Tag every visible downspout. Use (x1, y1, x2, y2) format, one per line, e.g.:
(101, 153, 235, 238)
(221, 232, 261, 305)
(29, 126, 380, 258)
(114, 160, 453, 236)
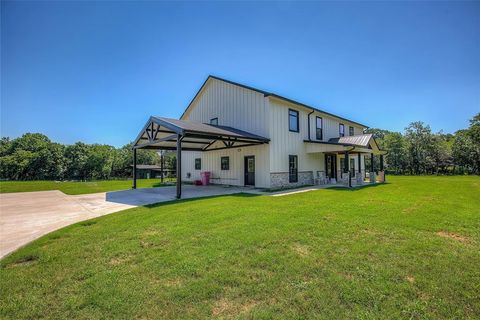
(307, 109, 314, 140)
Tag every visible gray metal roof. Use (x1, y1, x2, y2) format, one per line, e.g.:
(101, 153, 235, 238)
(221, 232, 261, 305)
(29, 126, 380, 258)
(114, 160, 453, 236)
(153, 117, 269, 141)
(134, 116, 269, 151)
(328, 134, 374, 147)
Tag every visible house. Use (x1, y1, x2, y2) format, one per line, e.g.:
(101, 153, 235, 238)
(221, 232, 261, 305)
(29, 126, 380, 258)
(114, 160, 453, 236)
(130, 164, 173, 179)
(133, 75, 386, 198)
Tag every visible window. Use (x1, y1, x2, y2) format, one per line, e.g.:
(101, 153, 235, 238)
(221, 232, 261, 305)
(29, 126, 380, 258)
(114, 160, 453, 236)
(316, 116, 323, 140)
(289, 155, 298, 183)
(339, 123, 345, 137)
(288, 109, 299, 132)
(210, 117, 218, 125)
(349, 126, 354, 136)
(221, 156, 229, 170)
(195, 158, 201, 170)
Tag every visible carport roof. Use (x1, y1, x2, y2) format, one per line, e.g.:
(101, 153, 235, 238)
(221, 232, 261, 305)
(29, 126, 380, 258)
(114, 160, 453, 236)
(134, 117, 269, 151)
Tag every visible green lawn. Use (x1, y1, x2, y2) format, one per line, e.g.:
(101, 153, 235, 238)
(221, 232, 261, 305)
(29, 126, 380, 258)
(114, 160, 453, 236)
(0, 178, 175, 195)
(1, 176, 479, 319)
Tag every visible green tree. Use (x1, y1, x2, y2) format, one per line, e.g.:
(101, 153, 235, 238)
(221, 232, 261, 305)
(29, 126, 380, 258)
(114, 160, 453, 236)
(383, 132, 407, 174)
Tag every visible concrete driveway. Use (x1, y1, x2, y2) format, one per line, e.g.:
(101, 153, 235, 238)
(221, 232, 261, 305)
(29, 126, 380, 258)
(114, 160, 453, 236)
(0, 185, 256, 258)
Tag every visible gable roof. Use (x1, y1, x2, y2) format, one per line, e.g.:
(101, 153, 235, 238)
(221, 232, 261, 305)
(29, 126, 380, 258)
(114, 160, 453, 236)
(180, 75, 369, 128)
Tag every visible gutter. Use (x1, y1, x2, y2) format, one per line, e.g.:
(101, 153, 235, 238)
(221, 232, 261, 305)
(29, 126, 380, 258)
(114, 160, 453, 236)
(307, 109, 314, 140)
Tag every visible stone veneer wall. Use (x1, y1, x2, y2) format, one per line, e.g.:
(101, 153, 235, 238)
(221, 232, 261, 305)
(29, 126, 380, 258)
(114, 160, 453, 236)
(270, 171, 314, 188)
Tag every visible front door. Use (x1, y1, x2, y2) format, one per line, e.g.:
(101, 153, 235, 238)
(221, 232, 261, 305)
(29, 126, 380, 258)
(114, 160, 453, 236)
(325, 154, 337, 180)
(244, 156, 255, 186)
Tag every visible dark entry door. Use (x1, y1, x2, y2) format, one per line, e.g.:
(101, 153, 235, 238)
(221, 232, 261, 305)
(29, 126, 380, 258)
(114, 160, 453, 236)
(325, 154, 337, 180)
(244, 156, 255, 186)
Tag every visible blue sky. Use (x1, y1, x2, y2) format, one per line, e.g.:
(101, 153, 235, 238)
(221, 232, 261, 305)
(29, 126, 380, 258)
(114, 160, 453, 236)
(1, 1, 479, 147)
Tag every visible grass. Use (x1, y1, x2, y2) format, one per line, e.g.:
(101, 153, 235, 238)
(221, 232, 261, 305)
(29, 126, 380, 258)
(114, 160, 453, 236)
(0, 178, 175, 195)
(1, 176, 479, 319)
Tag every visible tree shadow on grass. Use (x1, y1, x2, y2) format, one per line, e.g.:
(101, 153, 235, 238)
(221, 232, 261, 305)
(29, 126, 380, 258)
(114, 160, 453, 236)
(327, 182, 390, 192)
(145, 192, 261, 209)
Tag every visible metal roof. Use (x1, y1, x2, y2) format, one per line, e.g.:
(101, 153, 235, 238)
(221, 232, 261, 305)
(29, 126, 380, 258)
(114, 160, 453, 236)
(134, 117, 269, 151)
(328, 134, 374, 147)
(180, 75, 369, 128)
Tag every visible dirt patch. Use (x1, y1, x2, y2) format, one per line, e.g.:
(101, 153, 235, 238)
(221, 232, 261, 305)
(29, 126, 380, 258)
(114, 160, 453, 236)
(292, 243, 310, 257)
(165, 277, 184, 287)
(109, 254, 133, 266)
(212, 298, 257, 317)
(436, 231, 468, 242)
(6, 254, 39, 268)
(406, 275, 415, 283)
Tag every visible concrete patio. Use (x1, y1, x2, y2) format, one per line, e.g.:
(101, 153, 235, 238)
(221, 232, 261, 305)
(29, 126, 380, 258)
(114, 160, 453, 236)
(0, 185, 258, 258)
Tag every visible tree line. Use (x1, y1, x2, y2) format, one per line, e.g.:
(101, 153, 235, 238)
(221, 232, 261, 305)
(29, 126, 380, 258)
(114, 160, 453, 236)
(366, 113, 479, 175)
(0, 134, 175, 181)
(1, 113, 478, 180)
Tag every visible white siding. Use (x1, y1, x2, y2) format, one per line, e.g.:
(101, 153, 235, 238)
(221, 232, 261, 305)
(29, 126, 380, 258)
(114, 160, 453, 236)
(182, 78, 269, 137)
(180, 78, 270, 188)
(181, 144, 270, 188)
(268, 98, 325, 174)
(308, 112, 365, 142)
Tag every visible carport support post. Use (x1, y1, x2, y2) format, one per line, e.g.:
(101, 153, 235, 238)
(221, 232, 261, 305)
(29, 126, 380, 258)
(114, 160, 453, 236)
(176, 134, 182, 199)
(133, 148, 137, 189)
(380, 154, 385, 183)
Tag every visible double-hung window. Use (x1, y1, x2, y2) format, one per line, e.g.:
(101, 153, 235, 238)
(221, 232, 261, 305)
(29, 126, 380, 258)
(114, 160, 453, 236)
(195, 158, 201, 170)
(349, 126, 354, 136)
(316, 116, 323, 140)
(288, 109, 299, 132)
(289, 155, 298, 183)
(221, 157, 229, 170)
(339, 123, 345, 137)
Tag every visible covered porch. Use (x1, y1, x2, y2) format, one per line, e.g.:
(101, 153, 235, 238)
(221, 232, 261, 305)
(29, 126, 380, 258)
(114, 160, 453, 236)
(304, 134, 387, 187)
(132, 117, 269, 198)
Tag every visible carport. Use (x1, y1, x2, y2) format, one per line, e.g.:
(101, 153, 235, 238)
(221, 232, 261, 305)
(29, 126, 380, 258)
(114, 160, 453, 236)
(133, 117, 269, 198)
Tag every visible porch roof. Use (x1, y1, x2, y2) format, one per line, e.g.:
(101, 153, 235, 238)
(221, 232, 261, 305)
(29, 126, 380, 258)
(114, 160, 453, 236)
(133, 116, 269, 151)
(304, 134, 387, 155)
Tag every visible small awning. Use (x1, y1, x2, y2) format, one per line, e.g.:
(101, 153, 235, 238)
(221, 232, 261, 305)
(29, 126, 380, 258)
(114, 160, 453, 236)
(304, 134, 386, 155)
(133, 117, 269, 151)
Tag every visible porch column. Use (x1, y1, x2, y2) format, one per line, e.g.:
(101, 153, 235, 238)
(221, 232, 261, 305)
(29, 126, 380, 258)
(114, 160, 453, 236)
(160, 152, 164, 183)
(345, 151, 351, 187)
(358, 153, 361, 174)
(370, 153, 374, 172)
(133, 148, 137, 189)
(176, 134, 182, 199)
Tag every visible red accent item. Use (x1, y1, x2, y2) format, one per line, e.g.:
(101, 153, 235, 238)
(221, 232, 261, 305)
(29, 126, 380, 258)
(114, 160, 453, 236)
(194, 180, 202, 186)
(200, 171, 211, 185)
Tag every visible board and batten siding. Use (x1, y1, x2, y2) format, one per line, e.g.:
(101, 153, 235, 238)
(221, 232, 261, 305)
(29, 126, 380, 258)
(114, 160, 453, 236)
(181, 145, 270, 188)
(268, 96, 366, 176)
(180, 78, 270, 188)
(268, 98, 325, 175)
(182, 78, 269, 137)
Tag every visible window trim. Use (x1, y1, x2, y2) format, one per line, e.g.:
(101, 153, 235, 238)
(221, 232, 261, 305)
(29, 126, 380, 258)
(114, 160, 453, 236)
(210, 117, 218, 126)
(349, 126, 354, 136)
(288, 109, 299, 133)
(194, 158, 201, 170)
(316, 116, 323, 140)
(288, 155, 298, 183)
(221, 156, 229, 170)
(339, 123, 345, 137)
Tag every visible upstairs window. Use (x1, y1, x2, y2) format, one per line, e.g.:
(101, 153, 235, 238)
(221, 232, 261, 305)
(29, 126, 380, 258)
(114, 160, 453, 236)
(195, 158, 201, 170)
(289, 155, 298, 183)
(210, 118, 218, 126)
(339, 123, 345, 137)
(288, 109, 299, 132)
(316, 116, 323, 140)
(349, 126, 354, 136)
(221, 157, 229, 170)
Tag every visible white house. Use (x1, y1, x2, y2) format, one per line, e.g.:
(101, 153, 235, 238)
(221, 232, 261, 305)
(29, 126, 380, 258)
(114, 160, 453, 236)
(133, 76, 386, 198)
